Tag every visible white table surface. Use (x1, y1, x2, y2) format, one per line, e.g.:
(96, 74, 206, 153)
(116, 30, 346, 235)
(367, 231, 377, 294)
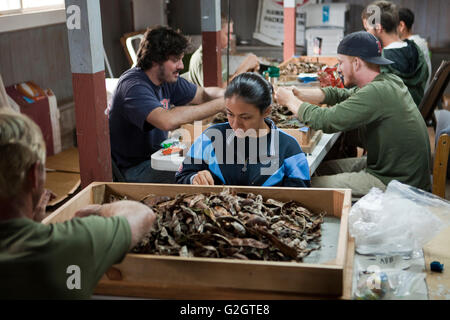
(151, 132, 341, 175)
(306, 132, 341, 175)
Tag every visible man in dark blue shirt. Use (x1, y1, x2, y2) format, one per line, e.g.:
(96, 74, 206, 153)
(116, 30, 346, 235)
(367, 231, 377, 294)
(109, 26, 225, 183)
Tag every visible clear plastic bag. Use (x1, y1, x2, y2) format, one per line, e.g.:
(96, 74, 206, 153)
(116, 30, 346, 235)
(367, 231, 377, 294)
(349, 180, 450, 256)
(354, 269, 427, 300)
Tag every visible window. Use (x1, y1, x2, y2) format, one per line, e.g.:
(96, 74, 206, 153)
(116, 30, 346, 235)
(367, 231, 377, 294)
(0, 0, 65, 14)
(0, 0, 66, 33)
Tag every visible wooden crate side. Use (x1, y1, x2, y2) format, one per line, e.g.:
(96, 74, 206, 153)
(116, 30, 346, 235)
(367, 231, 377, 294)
(101, 184, 344, 217)
(281, 128, 312, 145)
(279, 56, 339, 68)
(43, 182, 342, 218)
(334, 190, 351, 267)
(180, 123, 210, 143)
(299, 56, 339, 66)
(342, 236, 355, 300)
(94, 280, 340, 300)
(301, 130, 323, 154)
(42, 183, 94, 224)
(103, 254, 343, 296)
(278, 56, 299, 69)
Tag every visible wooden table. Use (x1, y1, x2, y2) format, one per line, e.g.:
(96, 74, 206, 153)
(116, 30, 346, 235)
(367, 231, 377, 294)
(151, 132, 341, 176)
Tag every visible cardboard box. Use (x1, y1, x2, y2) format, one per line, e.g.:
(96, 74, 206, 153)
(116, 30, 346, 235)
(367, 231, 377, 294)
(6, 83, 61, 156)
(43, 183, 353, 299)
(45, 147, 81, 206)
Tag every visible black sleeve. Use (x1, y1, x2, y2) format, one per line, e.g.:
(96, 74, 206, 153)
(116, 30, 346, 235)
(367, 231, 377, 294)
(282, 176, 311, 188)
(175, 155, 209, 184)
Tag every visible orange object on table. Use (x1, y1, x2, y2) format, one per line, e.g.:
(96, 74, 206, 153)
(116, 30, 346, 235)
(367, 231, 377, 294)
(162, 147, 183, 156)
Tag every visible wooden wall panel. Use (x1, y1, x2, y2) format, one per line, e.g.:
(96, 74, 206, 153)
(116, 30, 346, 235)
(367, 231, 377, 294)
(425, 1, 439, 48)
(0, 0, 133, 104)
(0, 24, 73, 103)
(437, 0, 450, 49)
(100, 0, 133, 77)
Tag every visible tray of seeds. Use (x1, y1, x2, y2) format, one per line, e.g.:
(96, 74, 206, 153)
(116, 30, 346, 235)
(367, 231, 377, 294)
(278, 56, 339, 84)
(43, 183, 353, 299)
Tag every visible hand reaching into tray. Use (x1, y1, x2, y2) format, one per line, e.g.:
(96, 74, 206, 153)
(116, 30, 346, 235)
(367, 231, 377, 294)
(75, 200, 157, 250)
(274, 87, 303, 116)
(192, 170, 215, 185)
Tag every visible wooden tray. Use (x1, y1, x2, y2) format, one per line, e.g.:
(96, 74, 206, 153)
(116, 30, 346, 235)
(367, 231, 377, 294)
(43, 183, 353, 299)
(301, 130, 323, 154)
(279, 56, 339, 69)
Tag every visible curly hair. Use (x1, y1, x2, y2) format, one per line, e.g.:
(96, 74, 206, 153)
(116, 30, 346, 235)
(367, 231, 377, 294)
(136, 26, 189, 71)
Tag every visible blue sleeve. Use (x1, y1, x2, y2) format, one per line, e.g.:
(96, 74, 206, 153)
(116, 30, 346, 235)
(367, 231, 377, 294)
(122, 84, 163, 131)
(281, 135, 311, 187)
(282, 153, 311, 187)
(170, 77, 197, 106)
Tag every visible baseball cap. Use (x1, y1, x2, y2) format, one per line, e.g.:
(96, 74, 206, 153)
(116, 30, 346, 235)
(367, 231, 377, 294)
(337, 31, 394, 65)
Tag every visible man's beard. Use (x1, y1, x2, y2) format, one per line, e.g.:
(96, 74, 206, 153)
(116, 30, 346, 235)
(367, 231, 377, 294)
(343, 72, 355, 88)
(157, 64, 167, 83)
(157, 64, 181, 84)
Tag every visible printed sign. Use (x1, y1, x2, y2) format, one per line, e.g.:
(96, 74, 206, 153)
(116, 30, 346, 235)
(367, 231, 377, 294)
(253, 0, 317, 46)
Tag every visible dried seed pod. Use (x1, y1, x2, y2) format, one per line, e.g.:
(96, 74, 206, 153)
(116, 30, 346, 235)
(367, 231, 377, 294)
(114, 189, 324, 262)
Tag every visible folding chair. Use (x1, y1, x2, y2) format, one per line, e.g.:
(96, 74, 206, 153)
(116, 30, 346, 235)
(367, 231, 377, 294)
(419, 60, 450, 128)
(433, 133, 450, 198)
(120, 31, 145, 67)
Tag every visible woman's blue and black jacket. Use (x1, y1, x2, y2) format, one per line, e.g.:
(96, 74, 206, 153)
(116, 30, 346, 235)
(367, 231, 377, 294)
(175, 119, 311, 187)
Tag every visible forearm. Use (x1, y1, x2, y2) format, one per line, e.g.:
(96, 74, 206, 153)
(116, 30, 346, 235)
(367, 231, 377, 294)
(100, 200, 156, 250)
(319, 86, 357, 105)
(293, 88, 325, 105)
(203, 86, 225, 100)
(298, 94, 374, 133)
(166, 98, 225, 130)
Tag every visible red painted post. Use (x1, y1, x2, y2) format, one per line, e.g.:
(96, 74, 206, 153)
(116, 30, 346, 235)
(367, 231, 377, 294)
(72, 71, 112, 186)
(65, 0, 112, 187)
(202, 31, 222, 87)
(201, 0, 222, 87)
(284, 0, 296, 62)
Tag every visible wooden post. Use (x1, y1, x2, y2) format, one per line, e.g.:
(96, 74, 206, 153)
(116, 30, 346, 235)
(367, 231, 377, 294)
(201, 0, 222, 87)
(284, 0, 296, 62)
(65, 0, 112, 187)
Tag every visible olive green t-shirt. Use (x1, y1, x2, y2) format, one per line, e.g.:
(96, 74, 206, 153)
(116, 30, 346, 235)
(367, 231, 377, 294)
(298, 72, 431, 191)
(0, 216, 131, 299)
(181, 45, 228, 87)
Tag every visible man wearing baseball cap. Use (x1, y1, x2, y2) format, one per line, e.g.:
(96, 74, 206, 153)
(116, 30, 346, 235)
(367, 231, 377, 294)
(275, 31, 431, 199)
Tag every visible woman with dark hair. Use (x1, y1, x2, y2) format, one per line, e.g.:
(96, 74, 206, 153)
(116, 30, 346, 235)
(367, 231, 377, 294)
(176, 73, 311, 187)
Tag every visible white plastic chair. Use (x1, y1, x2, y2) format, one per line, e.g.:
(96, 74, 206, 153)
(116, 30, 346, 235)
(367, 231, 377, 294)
(126, 34, 145, 67)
